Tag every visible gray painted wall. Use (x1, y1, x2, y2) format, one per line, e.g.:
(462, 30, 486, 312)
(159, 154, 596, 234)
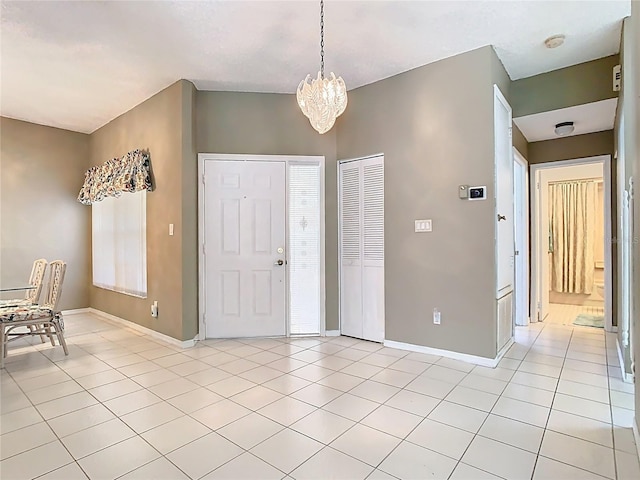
(0, 118, 90, 310)
(511, 55, 620, 117)
(196, 91, 339, 331)
(528, 131, 614, 164)
(89, 80, 197, 341)
(513, 124, 529, 159)
(336, 46, 506, 359)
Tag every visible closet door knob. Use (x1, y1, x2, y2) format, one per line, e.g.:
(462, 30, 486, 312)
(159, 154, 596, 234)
(498, 214, 506, 222)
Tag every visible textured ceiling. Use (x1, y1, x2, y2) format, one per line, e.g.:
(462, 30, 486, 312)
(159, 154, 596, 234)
(513, 98, 618, 142)
(0, 0, 630, 133)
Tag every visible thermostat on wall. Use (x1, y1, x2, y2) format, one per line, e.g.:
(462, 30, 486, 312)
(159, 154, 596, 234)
(468, 186, 487, 201)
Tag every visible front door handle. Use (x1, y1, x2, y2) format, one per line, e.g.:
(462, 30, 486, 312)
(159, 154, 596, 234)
(274, 259, 284, 266)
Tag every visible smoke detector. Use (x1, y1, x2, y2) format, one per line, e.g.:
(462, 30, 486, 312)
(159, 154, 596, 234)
(554, 121, 575, 136)
(544, 34, 566, 49)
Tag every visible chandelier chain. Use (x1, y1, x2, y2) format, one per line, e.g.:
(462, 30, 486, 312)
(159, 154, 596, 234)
(320, 0, 324, 79)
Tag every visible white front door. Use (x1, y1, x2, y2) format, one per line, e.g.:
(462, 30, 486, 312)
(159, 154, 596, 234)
(204, 160, 286, 338)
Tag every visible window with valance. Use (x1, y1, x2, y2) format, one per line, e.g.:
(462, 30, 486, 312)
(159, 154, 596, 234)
(79, 149, 152, 298)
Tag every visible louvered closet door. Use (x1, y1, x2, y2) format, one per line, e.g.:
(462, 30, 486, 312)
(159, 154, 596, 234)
(362, 158, 385, 342)
(339, 162, 363, 339)
(339, 155, 385, 342)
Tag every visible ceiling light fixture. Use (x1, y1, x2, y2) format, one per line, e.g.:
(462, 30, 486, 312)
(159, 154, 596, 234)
(297, 0, 347, 134)
(554, 121, 575, 136)
(544, 34, 566, 49)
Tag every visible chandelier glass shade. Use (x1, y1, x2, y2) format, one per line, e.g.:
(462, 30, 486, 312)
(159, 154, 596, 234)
(297, 71, 347, 134)
(297, 0, 347, 134)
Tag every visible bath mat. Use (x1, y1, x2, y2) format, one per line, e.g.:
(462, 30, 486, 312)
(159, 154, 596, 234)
(573, 314, 604, 328)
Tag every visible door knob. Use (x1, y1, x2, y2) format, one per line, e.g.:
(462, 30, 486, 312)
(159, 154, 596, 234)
(274, 259, 284, 266)
(498, 214, 506, 222)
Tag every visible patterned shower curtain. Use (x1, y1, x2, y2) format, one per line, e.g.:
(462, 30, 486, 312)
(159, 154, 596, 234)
(549, 180, 597, 294)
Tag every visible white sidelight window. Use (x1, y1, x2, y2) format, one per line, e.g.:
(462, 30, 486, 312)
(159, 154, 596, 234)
(289, 163, 322, 335)
(92, 190, 147, 297)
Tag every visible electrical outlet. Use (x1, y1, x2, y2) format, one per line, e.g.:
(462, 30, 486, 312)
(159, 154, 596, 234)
(433, 308, 441, 325)
(151, 301, 158, 318)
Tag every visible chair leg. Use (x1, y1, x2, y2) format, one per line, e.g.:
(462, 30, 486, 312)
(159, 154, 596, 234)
(29, 324, 46, 344)
(45, 325, 56, 346)
(53, 319, 68, 356)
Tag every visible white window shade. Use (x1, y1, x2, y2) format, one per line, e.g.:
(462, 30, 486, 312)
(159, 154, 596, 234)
(92, 190, 147, 297)
(289, 163, 321, 335)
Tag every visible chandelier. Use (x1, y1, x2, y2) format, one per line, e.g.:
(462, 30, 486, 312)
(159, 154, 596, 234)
(297, 0, 347, 134)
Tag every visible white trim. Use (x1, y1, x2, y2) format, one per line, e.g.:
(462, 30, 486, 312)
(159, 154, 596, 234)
(198, 153, 326, 340)
(513, 147, 530, 326)
(88, 308, 197, 348)
(338, 153, 385, 165)
(61, 308, 91, 315)
(616, 336, 634, 383)
(384, 338, 513, 368)
(324, 330, 340, 337)
(529, 155, 613, 331)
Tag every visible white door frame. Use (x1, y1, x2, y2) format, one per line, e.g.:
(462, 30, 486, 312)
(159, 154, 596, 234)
(530, 155, 613, 331)
(198, 153, 326, 340)
(513, 148, 530, 326)
(337, 153, 385, 338)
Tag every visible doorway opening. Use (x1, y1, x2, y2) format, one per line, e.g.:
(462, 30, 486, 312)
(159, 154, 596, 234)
(198, 154, 326, 339)
(530, 156, 612, 330)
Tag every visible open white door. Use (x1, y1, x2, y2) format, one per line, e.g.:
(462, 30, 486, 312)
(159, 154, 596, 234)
(531, 169, 550, 322)
(494, 85, 514, 351)
(513, 149, 529, 326)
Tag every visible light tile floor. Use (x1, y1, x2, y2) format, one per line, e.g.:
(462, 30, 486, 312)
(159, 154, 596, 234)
(1, 310, 638, 480)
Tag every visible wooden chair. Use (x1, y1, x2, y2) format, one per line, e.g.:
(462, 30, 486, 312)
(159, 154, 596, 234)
(1, 261, 68, 367)
(0, 258, 48, 307)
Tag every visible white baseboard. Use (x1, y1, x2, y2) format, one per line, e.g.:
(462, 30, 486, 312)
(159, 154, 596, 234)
(325, 330, 340, 337)
(616, 337, 635, 383)
(384, 338, 512, 368)
(61, 308, 91, 315)
(88, 308, 197, 349)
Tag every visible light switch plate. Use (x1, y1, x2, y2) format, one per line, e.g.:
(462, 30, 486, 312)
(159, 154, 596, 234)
(415, 219, 432, 232)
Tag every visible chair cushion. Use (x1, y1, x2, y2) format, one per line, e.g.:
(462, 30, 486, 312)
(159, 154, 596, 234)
(0, 299, 33, 308)
(0, 305, 55, 322)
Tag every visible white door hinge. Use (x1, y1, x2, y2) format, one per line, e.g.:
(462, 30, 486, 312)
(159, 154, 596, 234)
(202, 174, 206, 184)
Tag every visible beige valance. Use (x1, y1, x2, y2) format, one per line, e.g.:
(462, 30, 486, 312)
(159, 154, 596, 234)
(78, 149, 153, 205)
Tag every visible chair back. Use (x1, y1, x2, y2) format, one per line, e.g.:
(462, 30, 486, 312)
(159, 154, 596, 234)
(25, 259, 48, 303)
(42, 261, 66, 311)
